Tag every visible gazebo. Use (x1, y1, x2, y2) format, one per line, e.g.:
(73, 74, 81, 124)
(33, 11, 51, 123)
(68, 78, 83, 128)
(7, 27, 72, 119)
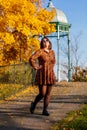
(46, 0, 71, 82)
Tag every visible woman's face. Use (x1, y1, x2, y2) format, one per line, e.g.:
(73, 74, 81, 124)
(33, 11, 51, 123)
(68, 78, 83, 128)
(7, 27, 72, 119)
(43, 39, 50, 49)
(45, 41, 50, 48)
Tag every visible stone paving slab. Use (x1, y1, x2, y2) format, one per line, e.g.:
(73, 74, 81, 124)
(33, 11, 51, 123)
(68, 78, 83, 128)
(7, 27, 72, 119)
(0, 82, 87, 130)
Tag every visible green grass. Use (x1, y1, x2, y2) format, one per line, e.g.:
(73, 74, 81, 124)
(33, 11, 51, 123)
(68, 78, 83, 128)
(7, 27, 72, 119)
(50, 105, 87, 130)
(0, 84, 25, 100)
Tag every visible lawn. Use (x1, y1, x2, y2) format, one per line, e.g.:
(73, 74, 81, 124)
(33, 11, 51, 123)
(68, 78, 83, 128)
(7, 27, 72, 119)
(0, 84, 25, 100)
(50, 104, 87, 130)
(0, 83, 38, 102)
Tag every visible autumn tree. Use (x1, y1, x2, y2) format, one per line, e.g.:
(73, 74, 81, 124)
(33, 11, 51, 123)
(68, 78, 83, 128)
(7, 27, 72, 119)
(0, 0, 55, 65)
(72, 67, 87, 82)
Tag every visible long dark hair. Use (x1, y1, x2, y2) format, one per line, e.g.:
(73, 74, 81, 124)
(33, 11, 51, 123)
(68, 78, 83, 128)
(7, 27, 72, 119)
(40, 36, 52, 50)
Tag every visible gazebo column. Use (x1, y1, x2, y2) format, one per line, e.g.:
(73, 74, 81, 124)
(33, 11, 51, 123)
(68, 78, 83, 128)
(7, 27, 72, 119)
(57, 25, 60, 82)
(67, 32, 71, 81)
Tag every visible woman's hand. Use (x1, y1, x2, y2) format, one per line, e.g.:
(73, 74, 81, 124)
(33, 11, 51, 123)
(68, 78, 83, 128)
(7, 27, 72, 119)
(35, 65, 42, 70)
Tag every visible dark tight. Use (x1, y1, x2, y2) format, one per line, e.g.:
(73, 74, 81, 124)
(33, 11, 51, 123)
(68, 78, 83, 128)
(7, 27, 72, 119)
(33, 84, 52, 111)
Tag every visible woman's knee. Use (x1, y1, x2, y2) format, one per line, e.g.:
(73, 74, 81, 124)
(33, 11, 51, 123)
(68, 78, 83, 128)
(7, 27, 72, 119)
(45, 93, 50, 99)
(41, 92, 46, 97)
(41, 85, 47, 97)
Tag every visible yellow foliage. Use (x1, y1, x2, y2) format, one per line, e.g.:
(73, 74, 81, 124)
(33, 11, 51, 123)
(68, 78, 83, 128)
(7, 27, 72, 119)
(0, 0, 56, 65)
(1, 33, 15, 44)
(37, 8, 55, 22)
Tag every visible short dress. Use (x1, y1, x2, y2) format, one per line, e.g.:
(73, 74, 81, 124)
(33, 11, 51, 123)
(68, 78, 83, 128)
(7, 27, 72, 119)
(29, 49, 56, 85)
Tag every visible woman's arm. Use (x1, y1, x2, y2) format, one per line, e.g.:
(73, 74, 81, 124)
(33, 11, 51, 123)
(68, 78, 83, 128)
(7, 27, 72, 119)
(51, 50, 56, 67)
(29, 49, 42, 70)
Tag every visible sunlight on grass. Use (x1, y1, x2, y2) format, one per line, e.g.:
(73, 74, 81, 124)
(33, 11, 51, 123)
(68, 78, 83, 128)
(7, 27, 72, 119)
(0, 84, 38, 103)
(50, 104, 87, 130)
(0, 84, 24, 100)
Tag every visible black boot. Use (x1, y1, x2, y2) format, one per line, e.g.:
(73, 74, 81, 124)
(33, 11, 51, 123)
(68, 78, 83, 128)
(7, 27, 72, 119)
(30, 102, 35, 114)
(42, 109, 50, 116)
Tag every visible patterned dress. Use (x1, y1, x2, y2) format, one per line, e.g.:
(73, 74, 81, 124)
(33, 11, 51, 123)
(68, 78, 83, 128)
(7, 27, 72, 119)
(29, 49, 56, 85)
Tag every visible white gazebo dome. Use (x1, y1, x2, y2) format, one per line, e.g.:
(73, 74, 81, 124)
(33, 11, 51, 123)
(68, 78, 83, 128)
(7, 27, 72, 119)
(47, 0, 68, 23)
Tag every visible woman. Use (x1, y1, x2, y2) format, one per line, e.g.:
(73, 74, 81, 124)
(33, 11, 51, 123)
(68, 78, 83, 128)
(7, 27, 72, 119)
(29, 37, 56, 116)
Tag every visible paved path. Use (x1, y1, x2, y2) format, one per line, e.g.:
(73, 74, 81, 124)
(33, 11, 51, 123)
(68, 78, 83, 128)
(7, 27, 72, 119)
(0, 82, 87, 130)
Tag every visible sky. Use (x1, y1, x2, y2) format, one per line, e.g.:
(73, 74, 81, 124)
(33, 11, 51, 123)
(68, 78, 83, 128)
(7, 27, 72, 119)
(42, 0, 87, 80)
